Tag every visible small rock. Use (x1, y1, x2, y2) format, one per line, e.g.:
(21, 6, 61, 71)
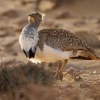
(65, 67, 82, 81)
(0, 31, 8, 37)
(0, 26, 15, 35)
(74, 20, 87, 27)
(20, 0, 34, 5)
(66, 84, 73, 88)
(97, 18, 100, 24)
(98, 74, 100, 76)
(1, 9, 19, 18)
(93, 71, 97, 74)
(80, 82, 91, 88)
(85, 98, 94, 100)
(39, 0, 56, 11)
(55, 12, 74, 19)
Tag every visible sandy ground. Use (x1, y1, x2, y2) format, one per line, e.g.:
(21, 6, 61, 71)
(0, 0, 100, 100)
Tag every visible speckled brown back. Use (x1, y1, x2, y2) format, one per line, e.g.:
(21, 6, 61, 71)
(38, 29, 94, 52)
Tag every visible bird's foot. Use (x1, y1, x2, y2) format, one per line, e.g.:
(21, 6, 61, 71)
(54, 71, 63, 81)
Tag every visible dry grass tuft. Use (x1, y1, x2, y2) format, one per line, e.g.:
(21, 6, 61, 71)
(0, 61, 54, 93)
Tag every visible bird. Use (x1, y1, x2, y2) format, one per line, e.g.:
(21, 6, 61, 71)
(19, 12, 100, 81)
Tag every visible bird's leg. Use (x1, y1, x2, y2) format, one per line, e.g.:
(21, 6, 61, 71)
(54, 59, 68, 81)
(58, 59, 68, 81)
(54, 61, 62, 79)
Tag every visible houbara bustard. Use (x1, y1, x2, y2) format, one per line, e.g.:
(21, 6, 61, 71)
(19, 12, 100, 80)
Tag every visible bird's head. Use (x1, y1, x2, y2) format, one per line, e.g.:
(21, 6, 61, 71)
(28, 12, 45, 24)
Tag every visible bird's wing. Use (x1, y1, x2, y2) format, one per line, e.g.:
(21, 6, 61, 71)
(38, 29, 93, 52)
(38, 29, 100, 60)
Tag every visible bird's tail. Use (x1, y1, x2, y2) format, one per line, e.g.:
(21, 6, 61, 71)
(71, 50, 100, 60)
(86, 50, 100, 60)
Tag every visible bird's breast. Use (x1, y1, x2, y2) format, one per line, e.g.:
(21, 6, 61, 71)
(29, 44, 73, 63)
(19, 30, 39, 52)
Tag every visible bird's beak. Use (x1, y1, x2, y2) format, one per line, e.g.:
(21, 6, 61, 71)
(28, 14, 32, 17)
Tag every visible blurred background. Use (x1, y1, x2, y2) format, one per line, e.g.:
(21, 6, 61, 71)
(0, 0, 100, 62)
(0, 0, 100, 100)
